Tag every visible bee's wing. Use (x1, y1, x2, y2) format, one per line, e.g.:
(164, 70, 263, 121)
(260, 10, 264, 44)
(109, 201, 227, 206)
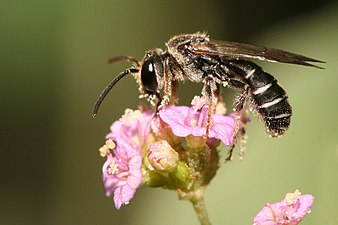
(190, 40, 325, 69)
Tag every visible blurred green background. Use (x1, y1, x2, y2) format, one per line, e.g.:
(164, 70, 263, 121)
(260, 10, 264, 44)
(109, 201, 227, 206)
(1, 0, 337, 224)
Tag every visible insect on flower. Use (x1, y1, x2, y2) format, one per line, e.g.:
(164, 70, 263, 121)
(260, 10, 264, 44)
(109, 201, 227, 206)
(93, 32, 324, 137)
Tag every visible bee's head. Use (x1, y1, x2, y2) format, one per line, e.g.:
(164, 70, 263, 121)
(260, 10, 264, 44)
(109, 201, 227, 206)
(140, 49, 165, 94)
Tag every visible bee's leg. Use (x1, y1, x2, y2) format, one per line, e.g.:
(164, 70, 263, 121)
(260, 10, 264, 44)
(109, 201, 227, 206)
(225, 86, 249, 162)
(154, 92, 163, 115)
(167, 54, 188, 105)
(202, 76, 218, 138)
(170, 80, 178, 105)
(158, 57, 174, 110)
(214, 83, 227, 114)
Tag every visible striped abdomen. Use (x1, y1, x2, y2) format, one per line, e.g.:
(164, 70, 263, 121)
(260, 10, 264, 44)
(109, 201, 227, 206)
(245, 65, 292, 137)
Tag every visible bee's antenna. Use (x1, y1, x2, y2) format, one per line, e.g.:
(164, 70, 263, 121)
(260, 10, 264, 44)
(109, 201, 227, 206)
(92, 68, 139, 118)
(107, 56, 141, 67)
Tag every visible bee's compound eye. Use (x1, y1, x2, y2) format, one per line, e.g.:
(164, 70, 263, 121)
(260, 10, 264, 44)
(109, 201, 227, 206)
(141, 59, 158, 93)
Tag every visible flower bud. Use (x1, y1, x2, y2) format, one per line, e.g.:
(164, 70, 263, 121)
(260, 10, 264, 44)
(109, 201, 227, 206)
(148, 140, 179, 173)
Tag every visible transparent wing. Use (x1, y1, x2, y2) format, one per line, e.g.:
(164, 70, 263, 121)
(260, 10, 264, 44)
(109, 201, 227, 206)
(190, 40, 325, 69)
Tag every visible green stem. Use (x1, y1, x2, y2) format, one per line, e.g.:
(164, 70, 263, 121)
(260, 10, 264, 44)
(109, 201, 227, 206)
(191, 194, 211, 225)
(180, 188, 212, 225)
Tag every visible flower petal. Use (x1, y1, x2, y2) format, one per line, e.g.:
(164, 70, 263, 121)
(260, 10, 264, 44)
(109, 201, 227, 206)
(113, 185, 136, 209)
(210, 114, 235, 145)
(159, 106, 193, 137)
(127, 156, 143, 189)
(106, 109, 153, 150)
(101, 141, 143, 209)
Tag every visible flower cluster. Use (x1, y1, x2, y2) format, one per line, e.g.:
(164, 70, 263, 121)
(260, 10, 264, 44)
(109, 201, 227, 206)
(97, 96, 316, 225)
(99, 96, 236, 209)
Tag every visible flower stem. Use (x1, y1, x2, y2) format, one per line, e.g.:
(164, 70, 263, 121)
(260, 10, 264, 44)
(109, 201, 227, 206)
(192, 195, 211, 225)
(179, 188, 212, 225)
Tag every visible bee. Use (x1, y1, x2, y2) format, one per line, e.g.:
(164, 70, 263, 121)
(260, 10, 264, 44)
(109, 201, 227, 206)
(93, 32, 324, 138)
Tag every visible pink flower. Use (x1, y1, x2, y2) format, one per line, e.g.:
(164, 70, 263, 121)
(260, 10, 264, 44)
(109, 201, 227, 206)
(102, 140, 142, 209)
(106, 109, 154, 151)
(101, 109, 154, 209)
(158, 96, 235, 146)
(253, 190, 314, 225)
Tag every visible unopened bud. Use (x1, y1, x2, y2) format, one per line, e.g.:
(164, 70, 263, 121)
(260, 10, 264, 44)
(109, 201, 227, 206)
(148, 140, 179, 173)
